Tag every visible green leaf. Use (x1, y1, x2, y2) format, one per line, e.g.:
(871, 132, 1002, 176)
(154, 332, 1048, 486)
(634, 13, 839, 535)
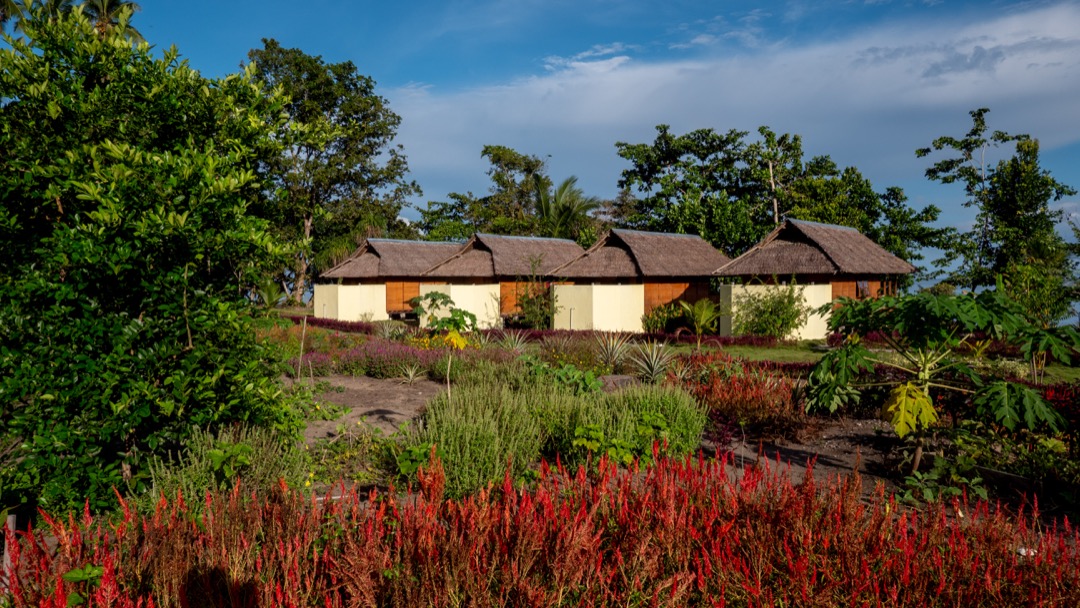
(884, 382, 937, 438)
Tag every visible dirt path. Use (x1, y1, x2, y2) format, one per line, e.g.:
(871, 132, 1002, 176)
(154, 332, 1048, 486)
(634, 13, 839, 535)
(303, 375, 445, 442)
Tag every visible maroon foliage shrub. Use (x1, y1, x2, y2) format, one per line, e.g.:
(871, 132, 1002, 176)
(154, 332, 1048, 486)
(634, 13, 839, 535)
(674, 352, 804, 437)
(7, 455, 1080, 607)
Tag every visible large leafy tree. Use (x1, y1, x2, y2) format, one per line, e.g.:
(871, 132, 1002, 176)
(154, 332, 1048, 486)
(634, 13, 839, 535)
(615, 125, 762, 257)
(917, 108, 1076, 296)
(420, 145, 549, 239)
(786, 156, 954, 283)
(617, 124, 947, 268)
(247, 39, 419, 303)
(0, 12, 296, 513)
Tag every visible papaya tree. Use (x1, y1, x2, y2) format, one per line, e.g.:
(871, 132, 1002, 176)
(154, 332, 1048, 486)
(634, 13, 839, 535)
(807, 285, 1078, 473)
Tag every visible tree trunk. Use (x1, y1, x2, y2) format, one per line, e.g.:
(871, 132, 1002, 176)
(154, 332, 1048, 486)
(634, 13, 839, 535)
(768, 160, 779, 224)
(290, 215, 313, 305)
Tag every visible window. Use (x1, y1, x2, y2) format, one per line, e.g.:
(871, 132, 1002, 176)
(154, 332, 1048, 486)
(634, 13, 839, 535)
(856, 280, 870, 299)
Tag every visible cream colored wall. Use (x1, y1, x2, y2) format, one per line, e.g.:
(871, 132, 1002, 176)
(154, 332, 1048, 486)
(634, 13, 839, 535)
(552, 284, 644, 333)
(717, 283, 833, 340)
(553, 285, 594, 330)
(419, 283, 502, 329)
(322, 284, 388, 322)
(313, 284, 338, 319)
(593, 284, 644, 333)
(342, 284, 389, 322)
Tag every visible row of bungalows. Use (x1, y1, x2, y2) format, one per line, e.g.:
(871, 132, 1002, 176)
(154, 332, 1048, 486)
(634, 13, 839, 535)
(314, 220, 914, 338)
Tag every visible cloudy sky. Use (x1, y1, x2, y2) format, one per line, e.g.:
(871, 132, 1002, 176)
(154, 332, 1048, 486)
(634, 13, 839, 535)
(138, 1, 1080, 231)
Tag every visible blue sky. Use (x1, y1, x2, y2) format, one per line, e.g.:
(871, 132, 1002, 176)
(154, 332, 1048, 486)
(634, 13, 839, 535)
(128, 1, 1080, 232)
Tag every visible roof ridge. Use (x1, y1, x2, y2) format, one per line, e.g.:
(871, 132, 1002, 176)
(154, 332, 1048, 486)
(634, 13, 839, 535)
(612, 228, 702, 239)
(475, 232, 578, 244)
(786, 220, 843, 272)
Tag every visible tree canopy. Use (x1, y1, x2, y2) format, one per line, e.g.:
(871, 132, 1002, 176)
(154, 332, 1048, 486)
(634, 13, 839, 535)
(918, 108, 1076, 323)
(247, 38, 419, 303)
(616, 124, 950, 273)
(419, 145, 552, 240)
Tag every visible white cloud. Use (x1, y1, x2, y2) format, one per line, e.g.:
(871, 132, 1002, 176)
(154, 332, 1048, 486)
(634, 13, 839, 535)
(389, 2, 1080, 226)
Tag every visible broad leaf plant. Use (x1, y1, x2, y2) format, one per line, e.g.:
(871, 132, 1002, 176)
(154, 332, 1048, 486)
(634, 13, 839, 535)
(807, 283, 1079, 472)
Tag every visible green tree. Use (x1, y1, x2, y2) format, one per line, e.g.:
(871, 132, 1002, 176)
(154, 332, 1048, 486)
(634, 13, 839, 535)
(786, 157, 954, 284)
(420, 145, 549, 238)
(616, 124, 763, 257)
(917, 108, 1075, 293)
(745, 126, 804, 224)
(81, 0, 140, 40)
(0, 12, 297, 513)
(248, 39, 420, 303)
(533, 175, 600, 241)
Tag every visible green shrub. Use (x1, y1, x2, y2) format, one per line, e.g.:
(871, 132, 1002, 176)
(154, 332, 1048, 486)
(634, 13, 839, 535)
(134, 425, 308, 514)
(0, 11, 303, 515)
(732, 282, 810, 339)
(405, 384, 548, 498)
(641, 302, 682, 334)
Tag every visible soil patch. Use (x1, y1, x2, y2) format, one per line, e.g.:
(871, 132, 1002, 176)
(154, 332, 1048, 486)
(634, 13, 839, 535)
(302, 375, 445, 442)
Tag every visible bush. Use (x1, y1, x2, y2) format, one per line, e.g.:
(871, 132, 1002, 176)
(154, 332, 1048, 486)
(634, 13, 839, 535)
(732, 282, 811, 339)
(641, 302, 682, 333)
(133, 425, 309, 514)
(674, 351, 803, 436)
(0, 13, 299, 515)
(9, 456, 1080, 607)
(338, 339, 441, 379)
(405, 384, 549, 497)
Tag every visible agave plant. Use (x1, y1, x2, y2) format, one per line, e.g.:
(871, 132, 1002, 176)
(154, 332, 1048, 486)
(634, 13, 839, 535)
(629, 341, 675, 384)
(593, 331, 631, 373)
(397, 363, 426, 385)
(470, 329, 495, 349)
(374, 320, 408, 341)
(498, 329, 531, 355)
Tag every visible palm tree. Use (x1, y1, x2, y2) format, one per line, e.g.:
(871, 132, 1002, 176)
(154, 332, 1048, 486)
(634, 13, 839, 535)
(1, 0, 25, 30)
(533, 175, 600, 241)
(6, 0, 77, 31)
(82, 0, 141, 41)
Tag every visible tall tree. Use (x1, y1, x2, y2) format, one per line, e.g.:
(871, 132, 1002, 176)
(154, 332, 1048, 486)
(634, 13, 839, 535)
(419, 145, 549, 239)
(81, 0, 140, 41)
(745, 126, 804, 224)
(918, 108, 1075, 293)
(533, 175, 599, 242)
(248, 39, 420, 303)
(616, 124, 763, 257)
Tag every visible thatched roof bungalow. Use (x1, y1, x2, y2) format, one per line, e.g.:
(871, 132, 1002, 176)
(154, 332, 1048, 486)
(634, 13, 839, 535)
(546, 229, 730, 332)
(423, 233, 585, 317)
(552, 229, 731, 312)
(315, 239, 460, 320)
(714, 219, 914, 299)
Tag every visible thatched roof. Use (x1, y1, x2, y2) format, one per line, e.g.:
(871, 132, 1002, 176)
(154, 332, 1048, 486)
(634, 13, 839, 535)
(715, 219, 915, 277)
(423, 233, 585, 279)
(551, 229, 730, 279)
(321, 239, 461, 279)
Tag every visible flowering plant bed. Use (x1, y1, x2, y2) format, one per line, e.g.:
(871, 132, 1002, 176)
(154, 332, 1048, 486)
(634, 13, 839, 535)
(6, 454, 1078, 607)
